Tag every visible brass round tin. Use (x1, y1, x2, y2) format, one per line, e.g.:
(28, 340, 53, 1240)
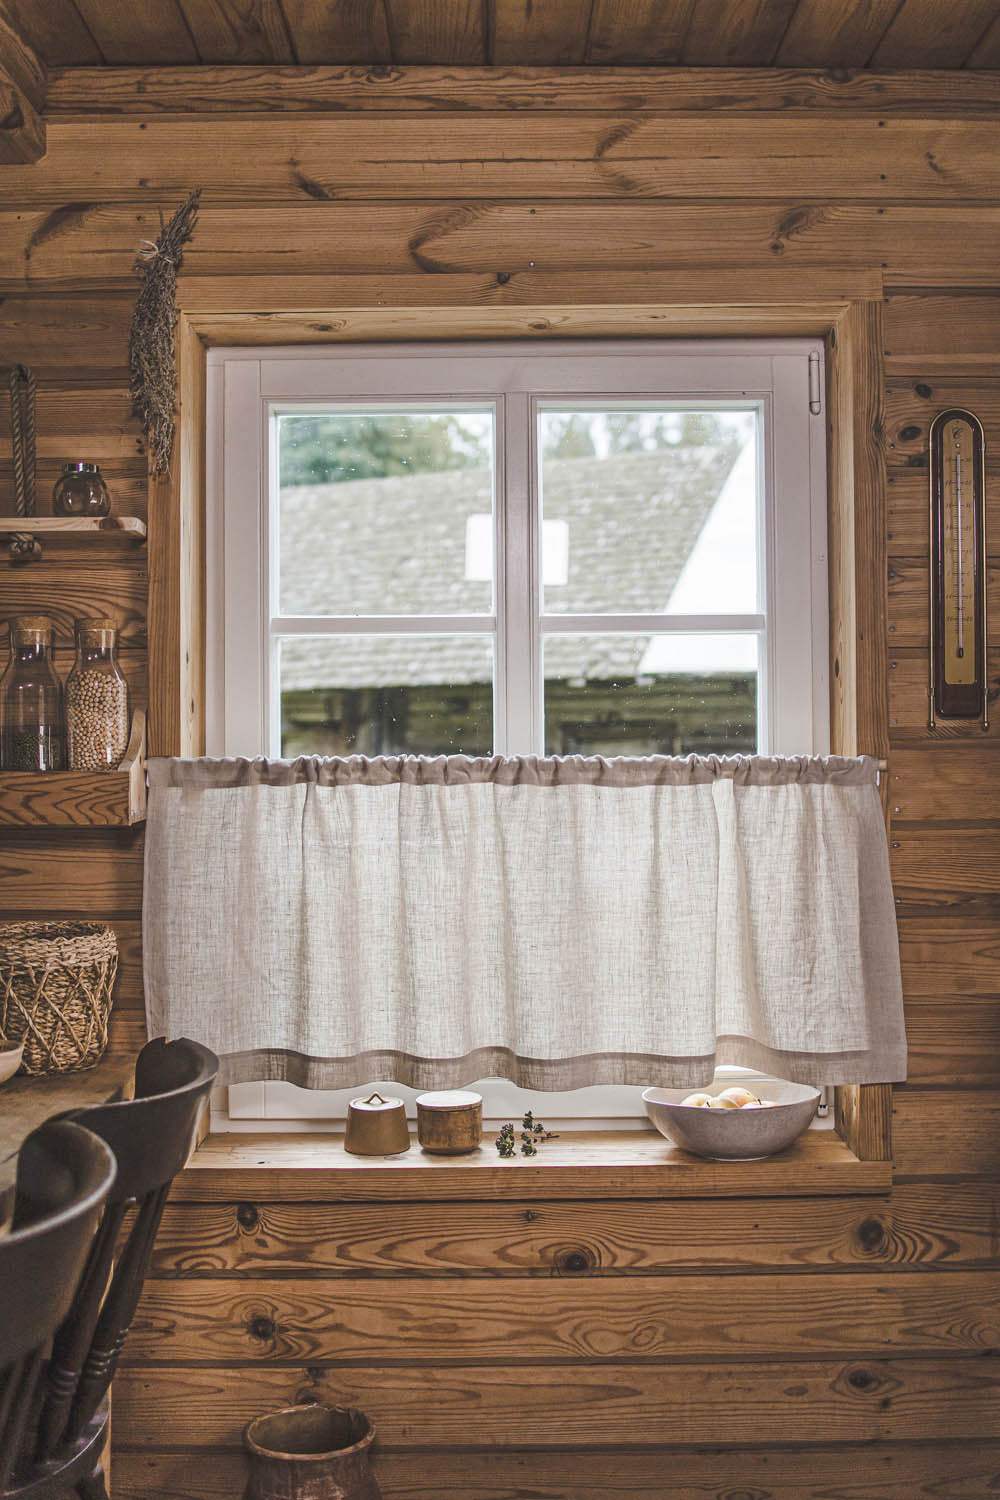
(344, 1091, 410, 1156)
(415, 1090, 483, 1155)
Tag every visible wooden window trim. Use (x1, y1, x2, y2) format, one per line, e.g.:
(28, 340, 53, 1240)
(149, 283, 893, 1164)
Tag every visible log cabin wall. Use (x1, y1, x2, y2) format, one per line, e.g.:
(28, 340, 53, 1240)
(1, 65, 999, 1498)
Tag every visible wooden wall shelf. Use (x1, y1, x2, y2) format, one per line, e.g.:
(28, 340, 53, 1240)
(0, 516, 147, 550)
(0, 710, 146, 826)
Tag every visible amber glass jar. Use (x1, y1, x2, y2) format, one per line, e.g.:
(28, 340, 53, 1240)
(66, 619, 130, 771)
(0, 616, 65, 771)
(52, 462, 111, 517)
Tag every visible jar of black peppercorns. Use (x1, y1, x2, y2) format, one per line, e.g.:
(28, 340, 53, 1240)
(0, 616, 65, 771)
(66, 619, 129, 771)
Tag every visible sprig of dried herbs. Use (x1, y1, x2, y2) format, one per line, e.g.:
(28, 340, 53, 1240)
(495, 1110, 560, 1158)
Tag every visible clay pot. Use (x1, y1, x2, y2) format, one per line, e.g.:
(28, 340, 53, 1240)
(243, 1404, 382, 1500)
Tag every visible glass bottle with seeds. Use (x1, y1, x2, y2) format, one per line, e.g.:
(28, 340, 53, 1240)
(0, 615, 65, 771)
(66, 619, 130, 771)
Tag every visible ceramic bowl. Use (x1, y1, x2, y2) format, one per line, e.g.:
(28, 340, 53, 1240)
(642, 1079, 820, 1160)
(0, 1039, 25, 1086)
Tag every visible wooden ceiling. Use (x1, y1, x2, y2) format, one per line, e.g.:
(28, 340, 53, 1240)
(6, 0, 1000, 70)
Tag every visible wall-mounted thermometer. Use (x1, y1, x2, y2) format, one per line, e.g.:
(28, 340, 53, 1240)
(928, 408, 987, 728)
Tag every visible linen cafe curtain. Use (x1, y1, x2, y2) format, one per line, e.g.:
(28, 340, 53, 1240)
(143, 754, 907, 1089)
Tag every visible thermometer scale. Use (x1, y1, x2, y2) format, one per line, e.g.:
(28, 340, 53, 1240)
(929, 408, 988, 728)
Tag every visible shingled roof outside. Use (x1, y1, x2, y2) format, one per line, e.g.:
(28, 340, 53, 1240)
(278, 442, 743, 692)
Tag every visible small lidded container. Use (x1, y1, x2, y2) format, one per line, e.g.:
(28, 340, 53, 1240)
(344, 1091, 410, 1156)
(415, 1090, 483, 1155)
(66, 619, 130, 771)
(52, 463, 111, 517)
(0, 615, 64, 771)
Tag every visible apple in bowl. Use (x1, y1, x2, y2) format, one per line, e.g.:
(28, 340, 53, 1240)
(642, 1079, 820, 1160)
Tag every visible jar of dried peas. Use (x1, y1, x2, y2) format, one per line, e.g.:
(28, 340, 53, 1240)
(65, 619, 129, 771)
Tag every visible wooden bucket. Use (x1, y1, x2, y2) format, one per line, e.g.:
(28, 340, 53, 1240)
(243, 1404, 382, 1500)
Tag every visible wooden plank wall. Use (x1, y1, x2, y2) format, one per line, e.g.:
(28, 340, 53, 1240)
(0, 69, 998, 1498)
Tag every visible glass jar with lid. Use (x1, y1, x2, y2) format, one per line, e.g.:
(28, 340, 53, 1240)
(0, 615, 65, 771)
(66, 619, 130, 772)
(52, 462, 111, 517)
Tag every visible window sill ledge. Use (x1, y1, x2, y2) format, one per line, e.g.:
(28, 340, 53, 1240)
(174, 1127, 890, 1202)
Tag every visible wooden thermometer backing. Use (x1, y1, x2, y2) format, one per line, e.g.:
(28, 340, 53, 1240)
(929, 408, 988, 728)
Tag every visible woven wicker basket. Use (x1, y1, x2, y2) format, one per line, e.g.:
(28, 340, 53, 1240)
(0, 920, 117, 1075)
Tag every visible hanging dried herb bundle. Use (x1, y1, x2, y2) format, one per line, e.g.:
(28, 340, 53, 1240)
(128, 189, 201, 476)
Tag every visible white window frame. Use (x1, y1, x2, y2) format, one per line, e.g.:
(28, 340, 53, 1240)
(207, 339, 829, 762)
(206, 338, 829, 1127)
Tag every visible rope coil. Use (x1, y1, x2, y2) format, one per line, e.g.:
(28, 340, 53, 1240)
(8, 365, 40, 561)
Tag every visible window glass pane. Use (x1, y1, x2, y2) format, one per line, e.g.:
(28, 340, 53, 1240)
(538, 408, 758, 615)
(543, 633, 758, 756)
(278, 409, 495, 616)
(278, 635, 493, 756)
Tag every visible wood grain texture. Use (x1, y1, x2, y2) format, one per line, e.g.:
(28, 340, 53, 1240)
(899, 914, 1000, 996)
(493, 0, 591, 65)
(110, 1442, 1000, 1500)
(775, 0, 901, 68)
(835, 1083, 893, 1163)
(7, 203, 999, 286)
(0, 0, 100, 68)
(893, 1089, 1000, 1176)
(0, 295, 131, 375)
(967, 13, 1000, 66)
(42, 64, 1000, 116)
(0, 752, 144, 827)
(885, 378, 1000, 460)
(0, 0, 45, 163)
(144, 1179, 1000, 1278)
(0, 0, 46, 112)
(891, 826, 1000, 897)
(386, 0, 485, 65)
(175, 0, 295, 64)
(885, 293, 1000, 368)
(905, 998, 1000, 1086)
(827, 300, 889, 758)
(126, 1270, 1000, 1364)
(3, 118, 1000, 205)
(683, 0, 800, 65)
(173, 1130, 890, 1203)
(0, 384, 143, 461)
(112, 1357, 1000, 1449)
(277, 1, 391, 65)
(586, 0, 698, 64)
(889, 747, 1000, 821)
(69, 0, 199, 64)
(870, 0, 1000, 68)
(147, 314, 206, 757)
(0, 826, 143, 913)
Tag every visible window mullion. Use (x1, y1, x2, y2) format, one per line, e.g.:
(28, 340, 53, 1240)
(502, 392, 535, 755)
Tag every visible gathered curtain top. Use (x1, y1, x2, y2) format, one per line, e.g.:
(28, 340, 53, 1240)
(147, 752, 879, 790)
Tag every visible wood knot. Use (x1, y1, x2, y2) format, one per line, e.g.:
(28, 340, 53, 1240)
(236, 1203, 259, 1231)
(914, 383, 932, 399)
(899, 425, 921, 442)
(555, 1247, 596, 1276)
(248, 1315, 276, 1342)
(856, 1216, 886, 1252)
(848, 1367, 873, 1390)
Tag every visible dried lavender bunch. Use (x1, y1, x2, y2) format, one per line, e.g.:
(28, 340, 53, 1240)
(129, 189, 201, 476)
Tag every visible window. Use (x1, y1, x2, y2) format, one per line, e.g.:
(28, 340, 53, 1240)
(208, 339, 829, 1126)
